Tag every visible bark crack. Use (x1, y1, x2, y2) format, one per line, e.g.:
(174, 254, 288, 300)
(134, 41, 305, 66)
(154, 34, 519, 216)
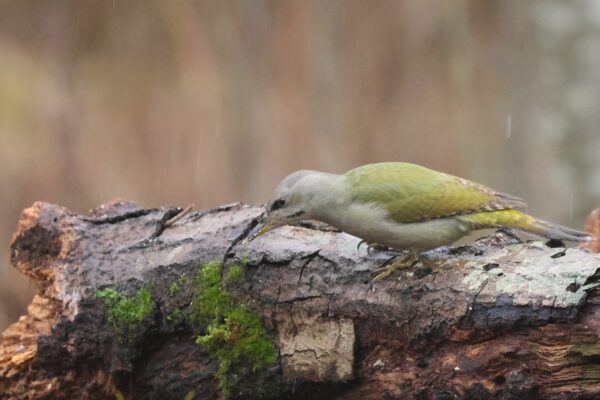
(221, 214, 261, 266)
(298, 251, 320, 284)
(279, 295, 323, 304)
(82, 208, 155, 224)
(187, 202, 245, 222)
(472, 277, 489, 307)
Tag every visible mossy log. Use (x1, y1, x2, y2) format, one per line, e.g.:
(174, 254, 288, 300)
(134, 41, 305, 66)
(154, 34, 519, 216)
(1, 201, 600, 400)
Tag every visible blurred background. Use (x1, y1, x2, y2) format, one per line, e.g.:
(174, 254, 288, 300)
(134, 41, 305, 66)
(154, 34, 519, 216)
(1, 0, 599, 331)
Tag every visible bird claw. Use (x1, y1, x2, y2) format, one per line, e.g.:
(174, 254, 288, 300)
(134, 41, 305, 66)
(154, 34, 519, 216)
(357, 239, 367, 252)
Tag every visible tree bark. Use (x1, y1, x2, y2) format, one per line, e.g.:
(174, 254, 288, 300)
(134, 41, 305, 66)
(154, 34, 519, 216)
(1, 201, 600, 400)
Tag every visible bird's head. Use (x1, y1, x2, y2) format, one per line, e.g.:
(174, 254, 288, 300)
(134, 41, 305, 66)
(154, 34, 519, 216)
(251, 170, 336, 239)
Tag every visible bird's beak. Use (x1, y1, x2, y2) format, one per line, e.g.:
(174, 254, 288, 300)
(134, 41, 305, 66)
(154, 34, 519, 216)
(249, 221, 277, 240)
(248, 213, 285, 240)
(248, 210, 306, 241)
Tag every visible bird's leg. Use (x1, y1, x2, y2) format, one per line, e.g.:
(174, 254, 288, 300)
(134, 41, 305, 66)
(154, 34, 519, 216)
(372, 252, 420, 281)
(367, 243, 389, 255)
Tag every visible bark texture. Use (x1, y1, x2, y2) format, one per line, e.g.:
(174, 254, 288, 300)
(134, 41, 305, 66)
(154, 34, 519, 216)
(1, 200, 600, 400)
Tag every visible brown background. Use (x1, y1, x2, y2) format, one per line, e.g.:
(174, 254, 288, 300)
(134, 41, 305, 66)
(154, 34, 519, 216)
(1, 0, 599, 330)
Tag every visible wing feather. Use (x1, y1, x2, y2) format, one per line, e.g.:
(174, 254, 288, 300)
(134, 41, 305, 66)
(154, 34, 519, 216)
(345, 163, 527, 223)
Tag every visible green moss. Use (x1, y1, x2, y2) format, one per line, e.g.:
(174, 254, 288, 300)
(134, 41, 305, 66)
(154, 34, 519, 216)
(198, 305, 278, 392)
(169, 273, 189, 297)
(96, 287, 155, 333)
(225, 265, 244, 284)
(189, 262, 278, 397)
(188, 261, 231, 330)
(167, 307, 186, 325)
(239, 256, 251, 267)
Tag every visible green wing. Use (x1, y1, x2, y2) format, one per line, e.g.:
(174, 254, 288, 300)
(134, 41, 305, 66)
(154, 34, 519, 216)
(345, 163, 527, 223)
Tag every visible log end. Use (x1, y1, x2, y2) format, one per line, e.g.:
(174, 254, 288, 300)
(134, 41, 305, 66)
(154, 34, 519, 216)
(583, 208, 600, 253)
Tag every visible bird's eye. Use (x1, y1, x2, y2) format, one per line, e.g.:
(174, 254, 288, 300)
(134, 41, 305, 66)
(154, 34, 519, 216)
(270, 198, 286, 211)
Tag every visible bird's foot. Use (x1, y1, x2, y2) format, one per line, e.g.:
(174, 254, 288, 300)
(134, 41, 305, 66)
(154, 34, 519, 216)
(372, 253, 420, 281)
(368, 243, 390, 255)
(357, 240, 390, 255)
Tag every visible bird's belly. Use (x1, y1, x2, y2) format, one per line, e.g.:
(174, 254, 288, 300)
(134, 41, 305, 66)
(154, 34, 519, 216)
(368, 218, 471, 251)
(325, 204, 471, 251)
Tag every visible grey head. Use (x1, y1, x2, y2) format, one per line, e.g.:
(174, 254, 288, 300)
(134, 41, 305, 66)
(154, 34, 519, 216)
(252, 169, 341, 238)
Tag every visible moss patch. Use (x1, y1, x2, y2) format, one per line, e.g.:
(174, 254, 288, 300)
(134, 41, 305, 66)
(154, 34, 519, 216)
(189, 262, 278, 397)
(238, 256, 251, 267)
(169, 273, 190, 297)
(224, 265, 244, 284)
(166, 307, 186, 325)
(188, 262, 230, 330)
(96, 287, 155, 334)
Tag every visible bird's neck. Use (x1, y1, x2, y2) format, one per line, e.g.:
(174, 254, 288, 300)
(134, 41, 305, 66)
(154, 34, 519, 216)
(301, 172, 350, 223)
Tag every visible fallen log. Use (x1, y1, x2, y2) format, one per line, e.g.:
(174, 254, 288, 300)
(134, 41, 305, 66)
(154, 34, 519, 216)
(1, 200, 600, 400)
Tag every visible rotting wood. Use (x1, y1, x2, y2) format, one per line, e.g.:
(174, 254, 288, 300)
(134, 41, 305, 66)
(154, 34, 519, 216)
(1, 200, 600, 399)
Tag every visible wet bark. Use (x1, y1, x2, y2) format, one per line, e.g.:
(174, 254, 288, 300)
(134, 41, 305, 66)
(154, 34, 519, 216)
(1, 200, 600, 400)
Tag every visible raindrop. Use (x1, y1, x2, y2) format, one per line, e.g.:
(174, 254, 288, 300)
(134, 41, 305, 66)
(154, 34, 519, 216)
(506, 114, 512, 138)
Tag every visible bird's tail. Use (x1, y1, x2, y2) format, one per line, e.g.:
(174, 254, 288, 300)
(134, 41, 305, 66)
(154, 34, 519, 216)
(459, 209, 594, 242)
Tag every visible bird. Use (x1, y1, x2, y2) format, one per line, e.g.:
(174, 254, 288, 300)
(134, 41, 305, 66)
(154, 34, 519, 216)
(252, 162, 594, 280)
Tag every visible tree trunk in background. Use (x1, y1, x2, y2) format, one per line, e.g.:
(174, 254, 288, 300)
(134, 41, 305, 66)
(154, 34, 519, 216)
(1, 201, 600, 400)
